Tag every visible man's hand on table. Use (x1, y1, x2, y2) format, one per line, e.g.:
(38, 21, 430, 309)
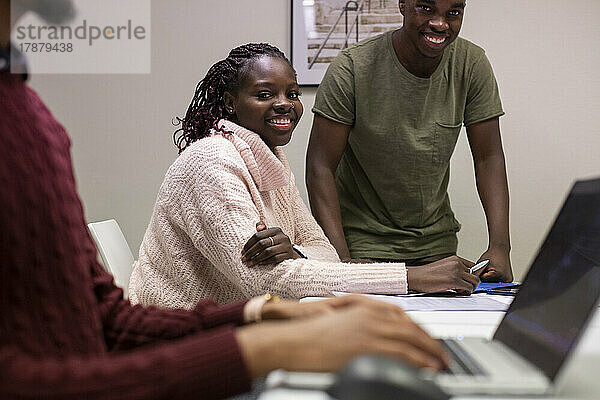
(477, 246, 513, 282)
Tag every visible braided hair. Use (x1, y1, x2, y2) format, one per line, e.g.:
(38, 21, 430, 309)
(173, 43, 294, 154)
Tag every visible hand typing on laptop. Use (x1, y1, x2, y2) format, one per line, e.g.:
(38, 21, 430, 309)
(237, 295, 450, 376)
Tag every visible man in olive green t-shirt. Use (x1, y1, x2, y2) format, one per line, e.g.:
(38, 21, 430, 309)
(306, 0, 513, 291)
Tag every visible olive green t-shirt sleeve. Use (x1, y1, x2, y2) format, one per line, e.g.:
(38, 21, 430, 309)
(312, 51, 355, 126)
(464, 52, 505, 126)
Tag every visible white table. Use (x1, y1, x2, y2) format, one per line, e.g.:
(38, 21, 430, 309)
(258, 295, 600, 400)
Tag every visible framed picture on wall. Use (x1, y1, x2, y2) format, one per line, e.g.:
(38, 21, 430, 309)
(291, 0, 402, 86)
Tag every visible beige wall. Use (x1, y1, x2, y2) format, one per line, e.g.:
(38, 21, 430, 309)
(29, 0, 600, 281)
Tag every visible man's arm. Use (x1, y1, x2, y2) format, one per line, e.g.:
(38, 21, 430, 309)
(305, 114, 352, 261)
(466, 117, 513, 282)
(0, 326, 252, 400)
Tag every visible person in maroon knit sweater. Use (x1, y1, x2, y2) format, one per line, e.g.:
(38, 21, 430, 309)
(0, 1, 449, 399)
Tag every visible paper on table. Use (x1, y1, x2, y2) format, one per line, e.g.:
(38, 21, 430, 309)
(332, 292, 510, 311)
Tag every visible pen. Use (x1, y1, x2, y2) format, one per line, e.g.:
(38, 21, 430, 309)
(486, 289, 517, 296)
(470, 259, 489, 274)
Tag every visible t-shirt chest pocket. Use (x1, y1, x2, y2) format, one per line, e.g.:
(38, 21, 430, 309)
(432, 121, 462, 165)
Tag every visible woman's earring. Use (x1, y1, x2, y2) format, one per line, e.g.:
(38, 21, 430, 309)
(227, 107, 234, 114)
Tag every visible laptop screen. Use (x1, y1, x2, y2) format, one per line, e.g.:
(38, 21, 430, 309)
(494, 178, 600, 380)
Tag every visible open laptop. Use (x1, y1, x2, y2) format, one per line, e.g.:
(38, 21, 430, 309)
(435, 177, 600, 395)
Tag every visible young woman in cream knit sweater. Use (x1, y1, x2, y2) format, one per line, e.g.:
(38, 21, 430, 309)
(129, 43, 479, 308)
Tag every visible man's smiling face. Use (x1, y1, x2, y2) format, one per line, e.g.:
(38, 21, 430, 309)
(399, 0, 465, 59)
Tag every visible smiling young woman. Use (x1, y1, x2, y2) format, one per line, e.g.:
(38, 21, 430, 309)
(128, 43, 418, 308)
(223, 55, 304, 150)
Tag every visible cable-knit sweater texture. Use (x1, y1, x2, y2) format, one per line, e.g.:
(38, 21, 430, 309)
(129, 120, 407, 307)
(0, 72, 251, 399)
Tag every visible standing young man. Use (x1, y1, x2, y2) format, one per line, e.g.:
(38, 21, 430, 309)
(307, 0, 513, 282)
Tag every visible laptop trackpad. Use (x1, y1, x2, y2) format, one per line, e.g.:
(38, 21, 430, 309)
(436, 337, 550, 395)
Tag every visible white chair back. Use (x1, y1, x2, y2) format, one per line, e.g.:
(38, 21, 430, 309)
(88, 219, 134, 298)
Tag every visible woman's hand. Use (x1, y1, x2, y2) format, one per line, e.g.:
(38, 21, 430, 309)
(242, 221, 299, 266)
(407, 255, 480, 295)
(236, 295, 450, 378)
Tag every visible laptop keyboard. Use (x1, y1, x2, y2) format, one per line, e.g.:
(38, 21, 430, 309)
(439, 339, 487, 376)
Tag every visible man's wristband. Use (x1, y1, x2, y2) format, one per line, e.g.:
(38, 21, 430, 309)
(243, 293, 281, 323)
